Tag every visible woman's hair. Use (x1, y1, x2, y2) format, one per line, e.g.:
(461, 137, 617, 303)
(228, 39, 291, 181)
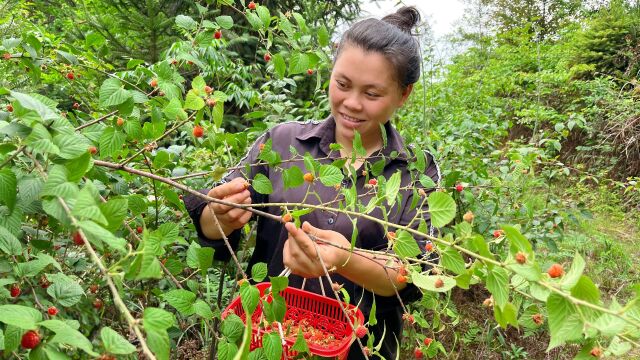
(335, 6, 421, 88)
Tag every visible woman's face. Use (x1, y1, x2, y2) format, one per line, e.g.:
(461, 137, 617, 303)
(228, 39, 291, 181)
(329, 45, 413, 152)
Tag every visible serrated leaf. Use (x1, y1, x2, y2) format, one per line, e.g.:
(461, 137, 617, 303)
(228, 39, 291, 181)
(99, 198, 128, 232)
(72, 184, 108, 225)
(252, 173, 273, 194)
(427, 192, 456, 227)
(163, 98, 187, 121)
(99, 78, 131, 107)
(246, 12, 263, 30)
(288, 52, 309, 75)
(98, 127, 126, 159)
(412, 273, 456, 292)
(0, 169, 17, 212)
(39, 320, 97, 356)
(392, 229, 421, 259)
(143, 307, 175, 331)
(0, 305, 42, 329)
(263, 332, 282, 360)
(318, 164, 343, 187)
(256, 5, 271, 28)
(10, 91, 58, 121)
(101, 327, 136, 355)
(562, 252, 585, 291)
(494, 302, 519, 329)
(184, 90, 204, 110)
(193, 300, 214, 319)
(163, 289, 196, 315)
(385, 171, 401, 206)
(503, 225, 533, 257)
(486, 267, 509, 308)
(78, 220, 126, 252)
(175, 15, 197, 30)
(251, 262, 268, 282)
(53, 134, 89, 160)
(221, 314, 245, 342)
(0, 225, 21, 255)
(441, 246, 466, 275)
(216, 15, 234, 29)
(317, 25, 329, 47)
(273, 53, 286, 79)
(283, 166, 304, 190)
(547, 293, 584, 350)
(239, 283, 260, 315)
(46, 280, 84, 307)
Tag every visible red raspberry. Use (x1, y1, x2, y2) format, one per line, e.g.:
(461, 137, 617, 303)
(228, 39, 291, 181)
(150, 78, 158, 87)
(21, 330, 40, 349)
(515, 252, 527, 264)
(414, 347, 423, 359)
(493, 229, 503, 238)
(425, 243, 434, 252)
(72, 102, 80, 110)
(204, 85, 213, 94)
(73, 231, 84, 245)
(66, 72, 75, 80)
(547, 263, 564, 278)
(214, 30, 222, 39)
(93, 298, 104, 309)
(263, 53, 271, 62)
(402, 313, 414, 323)
(424, 337, 433, 346)
(396, 274, 407, 284)
(590, 347, 602, 358)
(387, 231, 396, 240)
(10, 284, 21, 297)
(136, 226, 143, 234)
(116, 117, 124, 126)
(355, 325, 367, 338)
(88, 146, 97, 155)
(6, 104, 13, 112)
(368, 178, 378, 186)
(307, 69, 314, 75)
(532, 313, 544, 325)
(193, 125, 204, 138)
(455, 184, 464, 192)
(434, 278, 444, 288)
(47, 306, 58, 316)
(89, 284, 99, 294)
(2, 52, 11, 60)
(248, 1, 256, 10)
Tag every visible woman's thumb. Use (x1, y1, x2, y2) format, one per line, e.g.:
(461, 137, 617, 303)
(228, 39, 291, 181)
(301, 221, 319, 236)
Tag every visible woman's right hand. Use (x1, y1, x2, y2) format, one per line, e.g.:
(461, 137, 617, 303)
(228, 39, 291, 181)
(200, 177, 253, 240)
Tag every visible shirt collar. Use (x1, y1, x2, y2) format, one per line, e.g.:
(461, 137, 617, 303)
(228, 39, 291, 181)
(296, 115, 409, 161)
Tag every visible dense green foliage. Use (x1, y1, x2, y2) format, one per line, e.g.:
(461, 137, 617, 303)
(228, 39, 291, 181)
(0, 0, 639, 359)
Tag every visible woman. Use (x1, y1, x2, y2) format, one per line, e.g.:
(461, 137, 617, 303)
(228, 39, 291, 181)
(185, 6, 440, 359)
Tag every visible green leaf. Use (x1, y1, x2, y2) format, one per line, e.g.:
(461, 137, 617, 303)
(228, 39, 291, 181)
(256, 5, 271, 28)
(146, 329, 170, 360)
(0, 305, 42, 329)
(246, 12, 263, 30)
(562, 252, 585, 291)
(101, 327, 136, 355)
(65, 152, 93, 182)
(0, 169, 17, 212)
(317, 25, 329, 47)
(98, 127, 126, 159)
(546, 293, 584, 350)
(252, 262, 268, 282)
(193, 300, 214, 319)
(494, 302, 519, 329)
(252, 173, 273, 194)
(221, 314, 245, 342)
(318, 164, 343, 187)
(163, 97, 187, 121)
(392, 229, 421, 259)
(283, 166, 304, 190)
(427, 192, 456, 227)
(175, 15, 197, 30)
(441, 246, 466, 275)
(507, 262, 542, 282)
(503, 225, 533, 257)
(419, 174, 437, 189)
(486, 267, 509, 308)
(39, 320, 97, 356)
(10, 91, 59, 121)
(184, 90, 204, 110)
(592, 300, 625, 336)
(288, 52, 309, 75)
(53, 134, 89, 160)
(571, 275, 601, 305)
(99, 78, 131, 107)
(216, 15, 234, 29)
(143, 307, 175, 331)
(385, 171, 401, 206)
(269, 276, 288, 292)
(27, 123, 59, 156)
(41, 166, 78, 198)
(99, 198, 128, 232)
(272, 53, 286, 79)
(78, 220, 126, 252)
(239, 282, 260, 315)
(290, 328, 310, 354)
(263, 332, 283, 360)
(72, 183, 108, 225)
(46, 279, 84, 307)
(412, 273, 456, 292)
(0, 225, 21, 255)
(163, 289, 196, 315)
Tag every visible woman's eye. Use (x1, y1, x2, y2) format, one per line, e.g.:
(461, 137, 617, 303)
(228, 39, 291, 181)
(366, 92, 379, 98)
(336, 81, 346, 88)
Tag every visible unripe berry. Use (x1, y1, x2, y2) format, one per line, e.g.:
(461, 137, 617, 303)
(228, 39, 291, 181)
(10, 284, 21, 297)
(425, 243, 434, 252)
(282, 213, 292, 223)
(206, 98, 217, 107)
(547, 263, 564, 278)
(355, 325, 367, 339)
(204, 85, 213, 94)
(590, 347, 602, 358)
(396, 273, 407, 284)
(387, 231, 396, 240)
(116, 117, 124, 126)
(72, 102, 80, 110)
(2, 52, 11, 60)
(47, 306, 58, 316)
(258, 143, 266, 151)
(402, 313, 414, 323)
(150, 78, 158, 87)
(434, 278, 444, 288)
(303, 172, 314, 183)
(21, 330, 40, 349)
(462, 210, 474, 223)
(418, 188, 427, 197)
(263, 53, 271, 62)
(482, 297, 494, 308)
(88, 146, 97, 155)
(214, 30, 222, 39)
(515, 252, 527, 264)
(248, 1, 257, 10)
(532, 313, 544, 325)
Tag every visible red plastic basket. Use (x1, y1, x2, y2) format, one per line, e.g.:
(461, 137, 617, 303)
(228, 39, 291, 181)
(222, 282, 364, 360)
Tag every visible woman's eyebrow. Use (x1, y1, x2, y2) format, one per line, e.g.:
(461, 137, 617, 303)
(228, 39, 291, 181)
(334, 74, 386, 90)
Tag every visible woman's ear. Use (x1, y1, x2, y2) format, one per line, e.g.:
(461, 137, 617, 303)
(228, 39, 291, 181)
(398, 84, 414, 107)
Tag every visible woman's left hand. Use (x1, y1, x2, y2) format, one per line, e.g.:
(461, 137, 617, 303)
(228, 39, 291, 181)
(283, 221, 351, 278)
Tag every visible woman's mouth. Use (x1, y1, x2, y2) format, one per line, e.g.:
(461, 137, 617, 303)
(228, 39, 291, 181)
(340, 113, 365, 125)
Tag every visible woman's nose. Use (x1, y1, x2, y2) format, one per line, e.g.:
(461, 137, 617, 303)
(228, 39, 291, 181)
(343, 93, 362, 111)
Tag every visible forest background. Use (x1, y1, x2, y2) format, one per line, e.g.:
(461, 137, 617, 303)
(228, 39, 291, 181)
(1, 0, 639, 359)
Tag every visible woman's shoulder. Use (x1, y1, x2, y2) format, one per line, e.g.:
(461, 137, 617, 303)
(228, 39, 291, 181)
(268, 119, 323, 136)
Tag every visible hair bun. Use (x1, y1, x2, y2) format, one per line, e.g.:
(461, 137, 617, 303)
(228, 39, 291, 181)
(381, 6, 421, 34)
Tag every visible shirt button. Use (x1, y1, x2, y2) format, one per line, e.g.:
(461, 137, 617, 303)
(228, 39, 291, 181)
(328, 218, 335, 225)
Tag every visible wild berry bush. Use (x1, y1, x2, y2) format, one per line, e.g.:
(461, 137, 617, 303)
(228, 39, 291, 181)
(1, 1, 639, 360)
